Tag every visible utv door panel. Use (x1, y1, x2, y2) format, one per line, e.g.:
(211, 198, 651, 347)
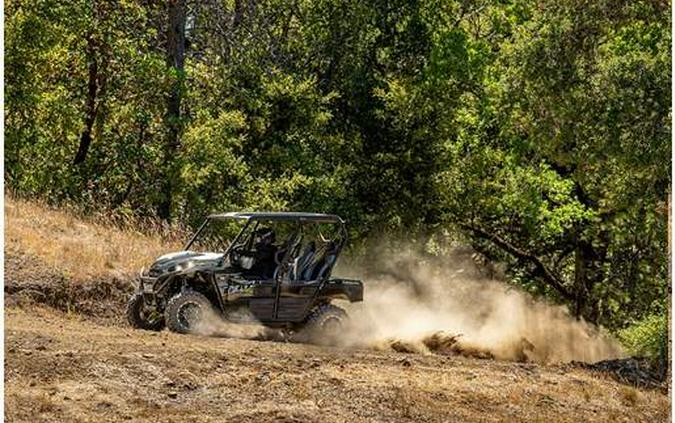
(221, 278, 276, 302)
(276, 297, 312, 321)
(274, 280, 321, 321)
(249, 298, 276, 320)
(219, 276, 278, 321)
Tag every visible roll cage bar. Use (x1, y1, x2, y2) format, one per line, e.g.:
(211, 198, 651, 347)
(208, 211, 344, 223)
(183, 212, 348, 258)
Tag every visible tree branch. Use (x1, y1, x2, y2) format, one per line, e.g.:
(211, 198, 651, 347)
(460, 222, 574, 301)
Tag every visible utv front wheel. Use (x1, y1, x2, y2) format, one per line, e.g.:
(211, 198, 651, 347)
(165, 291, 214, 334)
(126, 293, 165, 331)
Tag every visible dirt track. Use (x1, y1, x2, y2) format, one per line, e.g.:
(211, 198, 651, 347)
(5, 305, 670, 423)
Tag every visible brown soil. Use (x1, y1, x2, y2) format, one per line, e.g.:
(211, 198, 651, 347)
(5, 305, 670, 423)
(4, 199, 670, 422)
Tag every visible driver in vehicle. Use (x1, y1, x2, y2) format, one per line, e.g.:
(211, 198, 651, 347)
(249, 227, 278, 279)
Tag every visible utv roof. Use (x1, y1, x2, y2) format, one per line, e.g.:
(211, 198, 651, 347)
(208, 211, 343, 223)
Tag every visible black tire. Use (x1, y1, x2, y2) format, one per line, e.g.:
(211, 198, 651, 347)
(294, 303, 347, 345)
(126, 293, 165, 331)
(164, 291, 215, 334)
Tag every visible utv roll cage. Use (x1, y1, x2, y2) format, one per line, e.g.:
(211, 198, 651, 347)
(184, 212, 348, 257)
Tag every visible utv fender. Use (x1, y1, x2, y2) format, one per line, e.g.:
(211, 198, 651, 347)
(317, 278, 363, 302)
(177, 272, 225, 311)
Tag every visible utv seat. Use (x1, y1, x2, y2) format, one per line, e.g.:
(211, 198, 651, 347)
(272, 232, 304, 281)
(299, 241, 338, 281)
(288, 242, 315, 282)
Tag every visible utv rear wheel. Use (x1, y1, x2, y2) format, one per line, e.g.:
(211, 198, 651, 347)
(126, 293, 165, 331)
(295, 303, 347, 345)
(165, 291, 214, 334)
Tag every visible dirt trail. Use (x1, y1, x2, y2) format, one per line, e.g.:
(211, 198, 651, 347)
(5, 306, 669, 423)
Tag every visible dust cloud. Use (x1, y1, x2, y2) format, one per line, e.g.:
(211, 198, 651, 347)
(339, 246, 624, 364)
(193, 307, 276, 341)
(191, 244, 623, 364)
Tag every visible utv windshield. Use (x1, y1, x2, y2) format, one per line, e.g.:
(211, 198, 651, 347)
(184, 218, 243, 253)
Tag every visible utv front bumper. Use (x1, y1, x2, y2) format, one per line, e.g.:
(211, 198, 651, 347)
(136, 267, 166, 302)
(139, 276, 158, 293)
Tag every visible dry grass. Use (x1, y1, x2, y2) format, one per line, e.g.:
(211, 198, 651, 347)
(620, 386, 640, 407)
(5, 196, 182, 281)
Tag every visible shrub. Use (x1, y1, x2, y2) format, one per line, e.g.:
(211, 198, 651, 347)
(618, 311, 668, 377)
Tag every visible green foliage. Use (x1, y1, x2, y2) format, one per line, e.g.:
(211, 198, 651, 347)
(619, 312, 668, 362)
(176, 109, 249, 225)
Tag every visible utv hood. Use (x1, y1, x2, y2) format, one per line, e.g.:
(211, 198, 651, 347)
(149, 251, 224, 275)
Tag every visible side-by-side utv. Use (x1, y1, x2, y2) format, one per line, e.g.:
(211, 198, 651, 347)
(126, 212, 363, 339)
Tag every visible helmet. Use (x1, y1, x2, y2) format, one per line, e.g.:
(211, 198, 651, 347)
(254, 227, 275, 245)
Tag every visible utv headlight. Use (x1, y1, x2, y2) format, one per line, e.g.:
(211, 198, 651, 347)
(170, 261, 195, 273)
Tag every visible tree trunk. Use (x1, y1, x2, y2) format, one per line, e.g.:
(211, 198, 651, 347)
(233, 0, 244, 28)
(74, 36, 99, 165)
(664, 192, 671, 382)
(573, 236, 608, 323)
(573, 242, 588, 319)
(158, 0, 187, 221)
